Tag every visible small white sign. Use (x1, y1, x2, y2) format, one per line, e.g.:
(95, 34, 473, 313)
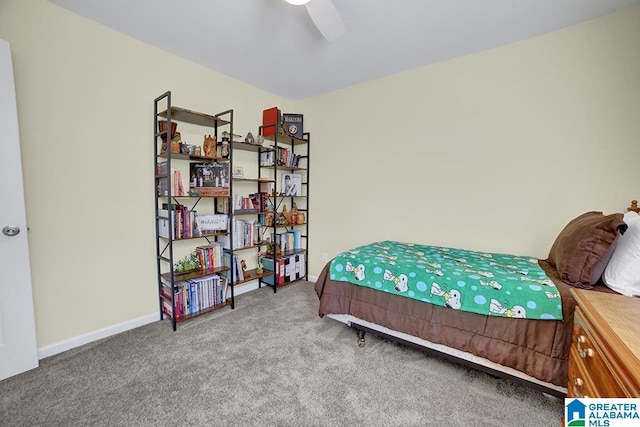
(197, 214, 227, 231)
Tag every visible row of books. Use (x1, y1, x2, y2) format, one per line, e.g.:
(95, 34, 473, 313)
(250, 192, 270, 213)
(156, 162, 186, 197)
(224, 252, 246, 283)
(232, 194, 258, 213)
(195, 243, 224, 271)
(161, 275, 228, 319)
(219, 218, 261, 250)
(259, 148, 301, 169)
(261, 252, 306, 286)
(271, 230, 302, 252)
(232, 192, 271, 214)
(158, 206, 195, 239)
(158, 206, 227, 240)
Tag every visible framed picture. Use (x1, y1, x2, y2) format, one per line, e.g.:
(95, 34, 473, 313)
(232, 166, 244, 178)
(282, 173, 302, 196)
(190, 162, 229, 188)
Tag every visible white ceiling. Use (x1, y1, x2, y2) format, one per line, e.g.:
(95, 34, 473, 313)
(49, 0, 640, 101)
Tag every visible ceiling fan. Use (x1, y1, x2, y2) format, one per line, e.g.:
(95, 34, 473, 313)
(284, 0, 346, 41)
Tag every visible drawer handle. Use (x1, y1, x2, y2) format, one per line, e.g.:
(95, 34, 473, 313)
(576, 335, 594, 358)
(572, 378, 589, 398)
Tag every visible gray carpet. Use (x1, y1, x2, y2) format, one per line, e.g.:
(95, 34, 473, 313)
(0, 281, 564, 426)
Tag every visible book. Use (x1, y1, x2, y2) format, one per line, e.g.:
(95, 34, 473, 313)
(174, 170, 186, 196)
(282, 173, 302, 196)
(216, 197, 229, 214)
(294, 254, 301, 280)
(299, 252, 306, 277)
(223, 252, 244, 283)
(279, 258, 285, 285)
(260, 257, 277, 286)
(262, 106, 280, 137)
(235, 255, 245, 282)
(232, 194, 259, 213)
(282, 113, 303, 139)
(157, 209, 174, 239)
(287, 229, 301, 250)
(259, 150, 275, 167)
(284, 256, 293, 283)
(195, 243, 223, 270)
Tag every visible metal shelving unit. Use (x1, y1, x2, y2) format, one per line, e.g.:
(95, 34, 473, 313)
(256, 110, 310, 293)
(153, 91, 235, 331)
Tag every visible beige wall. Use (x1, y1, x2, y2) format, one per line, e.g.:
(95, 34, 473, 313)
(0, 0, 293, 348)
(1, 0, 639, 350)
(300, 5, 640, 276)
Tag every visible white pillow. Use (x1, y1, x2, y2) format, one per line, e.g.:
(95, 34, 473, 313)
(603, 211, 640, 296)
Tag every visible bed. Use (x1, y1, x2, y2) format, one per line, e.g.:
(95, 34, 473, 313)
(314, 210, 630, 397)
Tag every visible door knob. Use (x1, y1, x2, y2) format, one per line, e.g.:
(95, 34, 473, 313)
(2, 225, 20, 237)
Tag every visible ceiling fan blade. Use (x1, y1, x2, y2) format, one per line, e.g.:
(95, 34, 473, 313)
(305, 0, 346, 41)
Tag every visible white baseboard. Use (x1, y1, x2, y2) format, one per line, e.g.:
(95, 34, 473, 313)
(37, 312, 158, 360)
(37, 276, 318, 360)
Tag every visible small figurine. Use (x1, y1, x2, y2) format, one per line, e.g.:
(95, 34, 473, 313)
(245, 132, 255, 144)
(221, 137, 230, 158)
(265, 211, 274, 227)
(281, 204, 291, 224)
(290, 202, 299, 224)
(241, 259, 247, 271)
(628, 200, 640, 213)
(203, 135, 217, 158)
(276, 212, 287, 226)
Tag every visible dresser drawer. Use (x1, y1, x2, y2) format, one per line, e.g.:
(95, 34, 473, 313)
(572, 308, 625, 397)
(568, 345, 597, 397)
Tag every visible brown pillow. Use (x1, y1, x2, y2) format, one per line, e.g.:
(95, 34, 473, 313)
(547, 211, 626, 289)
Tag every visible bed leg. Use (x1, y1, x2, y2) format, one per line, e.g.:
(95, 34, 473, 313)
(357, 329, 366, 347)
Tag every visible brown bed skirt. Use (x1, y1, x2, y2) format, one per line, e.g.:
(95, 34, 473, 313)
(314, 259, 612, 388)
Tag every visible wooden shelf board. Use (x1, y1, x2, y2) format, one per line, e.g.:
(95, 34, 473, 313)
(162, 266, 230, 282)
(232, 140, 274, 152)
(170, 300, 232, 322)
(262, 133, 309, 146)
(159, 107, 230, 128)
(234, 268, 274, 285)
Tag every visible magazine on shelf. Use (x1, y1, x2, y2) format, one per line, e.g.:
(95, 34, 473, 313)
(282, 173, 302, 196)
(282, 113, 303, 139)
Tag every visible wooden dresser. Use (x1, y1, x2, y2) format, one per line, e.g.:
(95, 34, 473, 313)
(568, 288, 640, 397)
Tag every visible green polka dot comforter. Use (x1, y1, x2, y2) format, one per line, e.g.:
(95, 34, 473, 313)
(329, 240, 563, 320)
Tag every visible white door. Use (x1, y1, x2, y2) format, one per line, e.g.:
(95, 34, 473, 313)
(0, 39, 38, 381)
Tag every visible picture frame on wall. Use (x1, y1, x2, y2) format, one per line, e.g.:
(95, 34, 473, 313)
(232, 166, 244, 178)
